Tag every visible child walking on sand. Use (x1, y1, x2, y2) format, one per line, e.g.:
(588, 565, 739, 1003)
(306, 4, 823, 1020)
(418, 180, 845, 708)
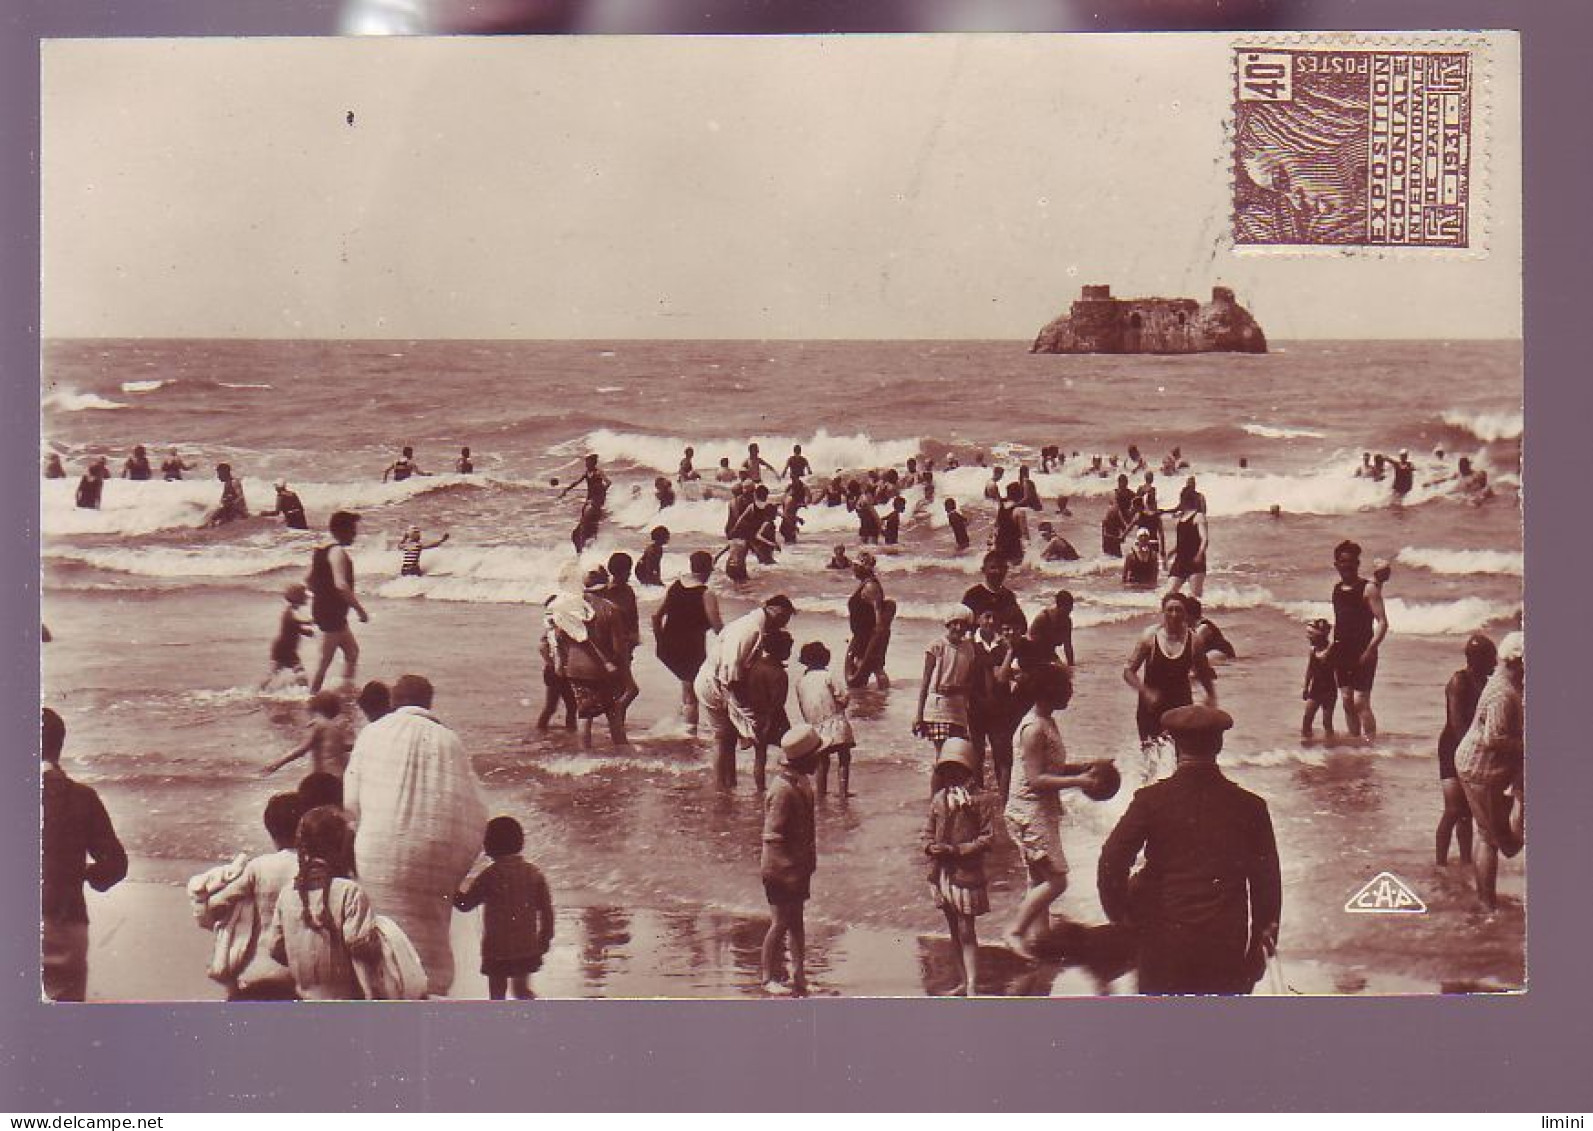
(453, 816, 556, 1001)
(796, 641, 856, 797)
(265, 583, 314, 689)
(761, 726, 822, 995)
(1301, 618, 1337, 739)
(922, 738, 995, 996)
(263, 691, 352, 778)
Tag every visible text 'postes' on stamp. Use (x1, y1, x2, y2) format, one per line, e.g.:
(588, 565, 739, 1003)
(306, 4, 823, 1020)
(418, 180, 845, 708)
(1233, 47, 1474, 249)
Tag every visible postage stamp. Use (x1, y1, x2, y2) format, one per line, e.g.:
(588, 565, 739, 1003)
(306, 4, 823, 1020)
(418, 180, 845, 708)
(1233, 45, 1476, 249)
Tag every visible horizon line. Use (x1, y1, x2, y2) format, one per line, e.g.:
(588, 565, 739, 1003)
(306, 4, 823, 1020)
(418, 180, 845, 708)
(40, 334, 1526, 345)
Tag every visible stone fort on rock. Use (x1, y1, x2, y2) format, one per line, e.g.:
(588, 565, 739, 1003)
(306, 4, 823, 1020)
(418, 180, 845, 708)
(1031, 284, 1267, 355)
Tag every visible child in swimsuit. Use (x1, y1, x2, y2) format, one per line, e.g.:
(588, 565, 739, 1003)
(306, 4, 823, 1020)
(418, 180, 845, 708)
(266, 583, 314, 688)
(398, 526, 449, 577)
(264, 691, 352, 778)
(1301, 619, 1337, 739)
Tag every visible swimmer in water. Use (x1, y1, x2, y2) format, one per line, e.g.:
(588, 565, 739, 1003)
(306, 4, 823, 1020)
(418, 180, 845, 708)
(559, 454, 610, 509)
(161, 448, 195, 481)
(306, 510, 368, 694)
(43, 453, 65, 479)
(75, 457, 108, 510)
(1121, 528, 1159, 589)
(203, 463, 249, 527)
(781, 445, 811, 483)
(825, 545, 852, 571)
(263, 582, 314, 689)
(882, 496, 906, 546)
(398, 525, 449, 577)
(655, 477, 676, 509)
(1036, 522, 1079, 563)
(571, 499, 601, 553)
(262, 480, 309, 530)
(382, 446, 428, 483)
(121, 445, 152, 481)
(455, 447, 474, 474)
(636, 526, 669, 587)
(741, 442, 778, 483)
(678, 446, 700, 483)
(983, 466, 1005, 502)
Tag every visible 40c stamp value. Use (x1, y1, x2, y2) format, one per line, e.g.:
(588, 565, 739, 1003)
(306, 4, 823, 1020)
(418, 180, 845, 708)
(1233, 45, 1475, 249)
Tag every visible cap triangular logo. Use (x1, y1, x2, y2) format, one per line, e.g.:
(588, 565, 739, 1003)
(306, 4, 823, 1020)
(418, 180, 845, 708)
(1344, 871, 1427, 914)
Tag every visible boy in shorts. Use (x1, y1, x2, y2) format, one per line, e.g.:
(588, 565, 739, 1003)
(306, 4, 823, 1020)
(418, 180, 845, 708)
(760, 725, 822, 995)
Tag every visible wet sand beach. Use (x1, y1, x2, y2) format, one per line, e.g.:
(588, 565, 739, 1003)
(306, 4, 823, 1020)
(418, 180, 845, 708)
(43, 338, 1525, 1000)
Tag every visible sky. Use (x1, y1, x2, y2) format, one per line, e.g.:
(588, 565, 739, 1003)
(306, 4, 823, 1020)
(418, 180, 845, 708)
(41, 33, 1521, 340)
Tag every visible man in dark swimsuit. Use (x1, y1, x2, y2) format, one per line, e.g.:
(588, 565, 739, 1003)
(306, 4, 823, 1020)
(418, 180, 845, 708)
(781, 445, 811, 482)
(383, 446, 428, 483)
(307, 510, 368, 694)
(559, 453, 609, 510)
(1328, 539, 1389, 739)
(741, 443, 778, 483)
(262, 479, 309, 530)
(961, 552, 1027, 633)
(1390, 450, 1416, 501)
(121, 445, 152, 481)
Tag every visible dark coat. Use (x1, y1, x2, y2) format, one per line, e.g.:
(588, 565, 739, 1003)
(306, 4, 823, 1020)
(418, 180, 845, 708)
(1097, 763, 1281, 995)
(42, 767, 127, 924)
(921, 789, 996, 888)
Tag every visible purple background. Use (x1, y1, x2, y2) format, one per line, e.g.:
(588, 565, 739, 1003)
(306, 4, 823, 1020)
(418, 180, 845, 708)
(4, 0, 1588, 1112)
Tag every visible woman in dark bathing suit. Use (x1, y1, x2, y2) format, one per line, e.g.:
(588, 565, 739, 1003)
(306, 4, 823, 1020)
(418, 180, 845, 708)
(845, 554, 892, 690)
(1164, 494, 1209, 600)
(991, 482, 1027, 565)
(651, 550, 723, 734)
(1122, 593, 1217, 744)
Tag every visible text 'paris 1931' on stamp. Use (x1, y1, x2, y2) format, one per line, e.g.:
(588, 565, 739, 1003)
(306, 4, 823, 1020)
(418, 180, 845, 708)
(1234, 45, 1475, 249)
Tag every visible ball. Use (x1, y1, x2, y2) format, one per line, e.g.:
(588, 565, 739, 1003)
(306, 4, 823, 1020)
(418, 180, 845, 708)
(1081, 759, 1121, 802)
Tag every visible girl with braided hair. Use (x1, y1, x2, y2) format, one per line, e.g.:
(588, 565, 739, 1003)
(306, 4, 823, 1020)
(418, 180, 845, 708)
(266, 805, 380, 1000)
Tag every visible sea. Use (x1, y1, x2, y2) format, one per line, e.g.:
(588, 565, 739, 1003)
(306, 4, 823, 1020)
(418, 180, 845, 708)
(40, 337, 1525, 997)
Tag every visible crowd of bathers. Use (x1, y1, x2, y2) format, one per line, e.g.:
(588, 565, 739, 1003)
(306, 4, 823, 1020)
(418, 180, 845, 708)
(41, 430, 1521, 999)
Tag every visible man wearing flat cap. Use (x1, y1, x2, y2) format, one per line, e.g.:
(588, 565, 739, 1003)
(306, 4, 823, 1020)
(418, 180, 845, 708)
(1097, 704, 1281, 995)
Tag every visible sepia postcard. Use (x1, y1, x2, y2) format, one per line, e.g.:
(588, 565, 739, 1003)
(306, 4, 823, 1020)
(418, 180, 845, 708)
(39, 31, 1523, 1002)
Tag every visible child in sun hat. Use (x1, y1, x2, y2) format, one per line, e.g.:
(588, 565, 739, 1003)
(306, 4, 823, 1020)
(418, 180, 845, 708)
(913, 606, 979, 760)
(760, 725, 822, 995)
(922, 737, 996, 996)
